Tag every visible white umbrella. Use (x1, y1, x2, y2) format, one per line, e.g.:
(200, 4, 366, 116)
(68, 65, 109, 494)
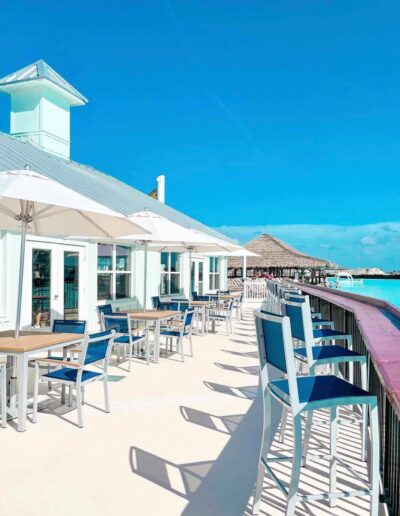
(121, 210, 240, 305)
(124, 210, 238, 250)
(0, 169, 148, 337)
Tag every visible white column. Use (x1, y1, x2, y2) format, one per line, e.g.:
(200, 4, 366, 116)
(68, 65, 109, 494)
(243, 256, 247, 280)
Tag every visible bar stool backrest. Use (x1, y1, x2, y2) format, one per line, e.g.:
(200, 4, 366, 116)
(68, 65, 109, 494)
(284, 293, 306, 303)
(255, 310, 299, 407)
(281, 297, 315, 365)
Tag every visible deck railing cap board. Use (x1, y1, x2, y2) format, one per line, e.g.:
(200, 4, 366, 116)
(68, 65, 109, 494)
(298, 284, 400, 419)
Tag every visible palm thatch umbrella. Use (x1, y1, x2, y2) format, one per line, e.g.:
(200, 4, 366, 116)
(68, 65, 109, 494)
(228, 234, 330, 278)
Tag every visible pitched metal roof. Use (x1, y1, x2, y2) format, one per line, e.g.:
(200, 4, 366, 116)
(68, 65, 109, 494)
(0, 131, 233, 243)
(0, 60, 87, 105)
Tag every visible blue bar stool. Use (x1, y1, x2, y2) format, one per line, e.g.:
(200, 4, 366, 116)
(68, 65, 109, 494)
(284, 293, 334, 328)
(252, 310, 380, 515)
(281, 296, 368, 462)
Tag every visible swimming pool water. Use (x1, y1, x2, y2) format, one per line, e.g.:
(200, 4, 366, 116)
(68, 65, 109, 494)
(332, 279, 400, 308)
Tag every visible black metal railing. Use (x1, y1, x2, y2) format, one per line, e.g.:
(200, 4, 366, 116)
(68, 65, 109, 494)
(309, 293, 400, 515)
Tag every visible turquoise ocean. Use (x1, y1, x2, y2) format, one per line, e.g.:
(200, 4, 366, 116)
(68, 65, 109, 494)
(333, 279, 400, 308)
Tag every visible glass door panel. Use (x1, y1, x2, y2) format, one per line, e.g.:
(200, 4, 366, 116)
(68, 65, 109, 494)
(191, 262, 195, 293)
(198, 262, 204, 295)
(32, 249, 51, 328)
(64, 251, 79, 320)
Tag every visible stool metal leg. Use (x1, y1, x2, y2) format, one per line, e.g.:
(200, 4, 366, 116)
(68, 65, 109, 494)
(286, 413, 303, 515)
(279, 408, 288, 443)
(252, 390, 272, 514)
(330, 406, 337, 507)
(302, 410, 313, 466)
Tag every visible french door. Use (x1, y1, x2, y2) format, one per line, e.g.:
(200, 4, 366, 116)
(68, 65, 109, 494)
(22, 240, 86, 330)
(191, 260, 204, 296)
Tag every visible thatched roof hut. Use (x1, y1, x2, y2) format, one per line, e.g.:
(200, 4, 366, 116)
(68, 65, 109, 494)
(228, 234, 330, 276)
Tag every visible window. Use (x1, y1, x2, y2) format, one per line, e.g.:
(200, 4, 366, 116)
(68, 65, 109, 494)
(209, 257, 220, 290)
(160, 252, 181, 295)
(97, 244, 132, 300)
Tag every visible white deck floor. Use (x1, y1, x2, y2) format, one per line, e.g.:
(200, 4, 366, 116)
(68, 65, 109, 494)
(0, 304, 386, 515)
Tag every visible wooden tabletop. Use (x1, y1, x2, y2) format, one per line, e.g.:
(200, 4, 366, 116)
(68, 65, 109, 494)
(0, 332, 86, 353)
(124, 310, 181, 321)
(220, 293, 241, 300)
(189, 301, 215, 306)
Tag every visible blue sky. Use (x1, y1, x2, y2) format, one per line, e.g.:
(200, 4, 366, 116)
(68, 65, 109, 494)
(0, 1, 399, 269)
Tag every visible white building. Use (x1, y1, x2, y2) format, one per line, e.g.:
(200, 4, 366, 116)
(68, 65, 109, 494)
(0, 61, 230, 332)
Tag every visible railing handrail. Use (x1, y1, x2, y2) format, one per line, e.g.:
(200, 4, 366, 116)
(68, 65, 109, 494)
(296, 281, 400, 319)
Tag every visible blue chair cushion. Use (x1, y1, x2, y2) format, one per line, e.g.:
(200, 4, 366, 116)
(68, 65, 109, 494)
(43, 368, 101, 383)
(270, 375, 372, 405)
(160, 330, 189, 337)
(114, 335, 145, 344)
(294, 345, 363, 361)
(313, 328, 350, 339)
(312, 317, 332, 324)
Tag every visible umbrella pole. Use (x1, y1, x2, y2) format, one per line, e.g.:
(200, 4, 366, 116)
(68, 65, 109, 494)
(188, 248, 193, 301)
(143, 243, 148, 310)
(15, 220, 28, 339)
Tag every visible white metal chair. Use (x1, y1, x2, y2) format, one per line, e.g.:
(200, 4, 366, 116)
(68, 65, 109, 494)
(103, 314, 150, 369)
(208, 300, 234, 335)
(160, 308, 195, 362)
(252, 309, 380, 515)
(233, 292, 244, 320)
(33, 330, 116, 428)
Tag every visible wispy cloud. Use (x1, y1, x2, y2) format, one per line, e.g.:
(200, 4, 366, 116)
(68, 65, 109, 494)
(214, 222, 400, 271)
(162, 0, 260, 156)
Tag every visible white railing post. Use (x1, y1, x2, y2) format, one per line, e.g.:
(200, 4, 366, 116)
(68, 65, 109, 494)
(244, 281, 267, 301)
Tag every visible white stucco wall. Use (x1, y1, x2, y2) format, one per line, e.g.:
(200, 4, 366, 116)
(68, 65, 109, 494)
(0, 234, 229, 333)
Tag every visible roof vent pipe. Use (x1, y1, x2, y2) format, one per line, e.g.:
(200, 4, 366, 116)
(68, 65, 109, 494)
(157, 175, 165, 204)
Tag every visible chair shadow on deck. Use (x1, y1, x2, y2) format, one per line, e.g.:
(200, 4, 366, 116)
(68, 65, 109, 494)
(129, 397, 264, 516)
(222, 349, 259, 359)
(129, 447, 214, 499)
(214, 362, 259, 375)
(203, 381, 258, 400)
(180, 406, 243, 435)
(229, 338, 257, 346)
